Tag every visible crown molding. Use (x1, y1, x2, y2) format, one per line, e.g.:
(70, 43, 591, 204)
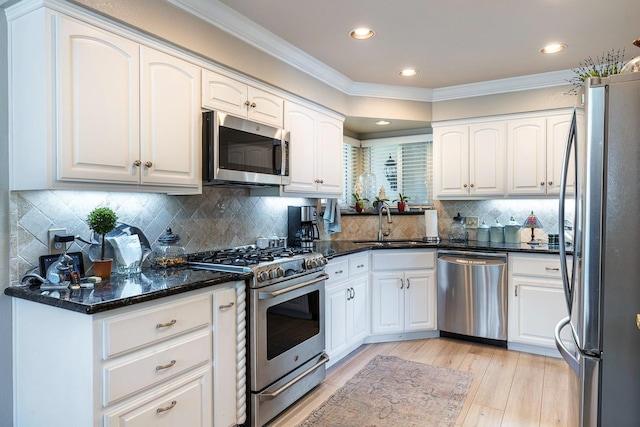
(168, 0, 575, 102)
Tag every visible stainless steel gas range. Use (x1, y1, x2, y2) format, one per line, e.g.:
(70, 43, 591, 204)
(189, 246, 329, 427)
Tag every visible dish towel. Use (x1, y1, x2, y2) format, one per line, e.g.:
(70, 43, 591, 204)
(323, 199, 342, 234)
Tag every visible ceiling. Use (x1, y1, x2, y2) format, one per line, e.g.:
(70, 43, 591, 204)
(172, 0, 639, 134)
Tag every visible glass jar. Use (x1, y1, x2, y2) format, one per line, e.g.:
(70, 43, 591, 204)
(151, 227, 187, 268)
(448, 212, 467, 242)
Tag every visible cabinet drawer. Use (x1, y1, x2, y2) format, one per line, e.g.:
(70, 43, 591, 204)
(371, 250, 435, 271)
(348, 255, 369, 276)
(511, 255, 570, 278)
(326, 259, 349, 284)
(103, 332, 211, 405)
(104, 367, 211, 426)
(103, 295, 211, 359)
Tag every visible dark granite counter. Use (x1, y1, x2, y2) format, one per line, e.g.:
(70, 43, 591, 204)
(4, 267, 251, 314)
(313, 239, 571, 259)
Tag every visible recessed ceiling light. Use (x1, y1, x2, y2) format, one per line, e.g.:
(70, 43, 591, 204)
(349, 27, 375, 40)
(540, 43, 567, 54)
(399, 69, 419, 77)
(375, 120, 391, 126)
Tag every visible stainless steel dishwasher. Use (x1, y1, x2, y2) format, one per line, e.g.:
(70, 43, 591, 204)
(437, 251, 508, 346)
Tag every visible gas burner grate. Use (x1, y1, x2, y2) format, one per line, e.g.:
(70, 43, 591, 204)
(187, 246, 313, 265)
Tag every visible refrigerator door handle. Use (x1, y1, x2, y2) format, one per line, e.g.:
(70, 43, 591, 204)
(559, 108, 578, 315)
(555, 316, 579, 375)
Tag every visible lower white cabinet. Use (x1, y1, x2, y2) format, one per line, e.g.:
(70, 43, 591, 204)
(325, 254, 369, 366)
(12, 282, 245, 427)
(508, 253, 571, 356)
(370, 250, 437, 336)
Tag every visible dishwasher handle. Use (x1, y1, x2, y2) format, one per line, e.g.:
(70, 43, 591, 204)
(438, 254, 507, 266)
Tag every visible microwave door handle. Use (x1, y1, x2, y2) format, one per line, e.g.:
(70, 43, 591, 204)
(281, 132, 290, 176)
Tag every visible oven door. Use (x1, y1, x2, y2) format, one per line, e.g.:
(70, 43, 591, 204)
(250, 272, 327, 391)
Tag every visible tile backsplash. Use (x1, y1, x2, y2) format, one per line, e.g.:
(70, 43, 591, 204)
(10, 188, 570, 286)
(9, 188, 311, 285)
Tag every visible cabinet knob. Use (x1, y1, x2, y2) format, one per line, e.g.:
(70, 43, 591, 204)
(540, 181, 545, 186)
(133, 160, 142, 167)
(463, 184, 468, 188)
(470, 184, 474, 188)
(319, 179, 324, 184)
(244, 100, 251, 106)
(250, 102, 256, 108)
(548, 181, 553, 186)
(144, 161, 153, 168)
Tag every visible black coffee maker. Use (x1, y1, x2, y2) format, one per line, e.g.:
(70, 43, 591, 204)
(287, 206, 320, 248)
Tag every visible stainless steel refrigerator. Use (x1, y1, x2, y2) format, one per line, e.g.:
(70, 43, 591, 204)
(556, 72, 640, 426)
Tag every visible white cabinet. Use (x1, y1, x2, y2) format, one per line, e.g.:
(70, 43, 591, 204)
(8, 7, 201, 193)
(12, 283, 246, 427)
(282, 101, 343, 197)
(325, 254, 369, 366)
(370, 250, 437, 335)
(433, 121, 506, 199)
(506, 113, 575, 196)
(508, 254, 571, 357)
(202, 69, 283, 127)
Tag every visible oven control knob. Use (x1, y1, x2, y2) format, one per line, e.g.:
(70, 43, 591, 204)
(257, 270, 269, 282)
(305, 259, 315, 269)
(268, 269, 280, 279)
(274, 267, 285, 277)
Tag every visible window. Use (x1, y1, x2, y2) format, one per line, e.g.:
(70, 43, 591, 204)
(340, 136, 361, 206)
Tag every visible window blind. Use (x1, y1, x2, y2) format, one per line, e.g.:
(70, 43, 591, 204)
(341, 143, 360, 206)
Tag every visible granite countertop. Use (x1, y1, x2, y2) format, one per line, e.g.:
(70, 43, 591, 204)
(313, 239, 572, 259)
(4, 267, 251, 314)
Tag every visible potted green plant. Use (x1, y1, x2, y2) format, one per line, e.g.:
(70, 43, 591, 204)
(86, 206, 118, 278)
(372, 186, 389, 212)
(393, 193, 410, 213)
(352, 192, 368, 213)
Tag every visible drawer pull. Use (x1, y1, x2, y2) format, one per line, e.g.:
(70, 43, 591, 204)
(219, 302, 235, 310)
(334, 269, 344, 275)
(357, 264, 364, 268)
(156, 400, 177, 414)
(156, 319, 177, 329)
(545, 267, 560, 271)
(155, 360, 176, 371)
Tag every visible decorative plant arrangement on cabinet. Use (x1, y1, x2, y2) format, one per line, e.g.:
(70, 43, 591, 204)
(86, 206, 118, 278)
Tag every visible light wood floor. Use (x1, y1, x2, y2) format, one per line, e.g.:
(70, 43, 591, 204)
(268, 338, 577, 427)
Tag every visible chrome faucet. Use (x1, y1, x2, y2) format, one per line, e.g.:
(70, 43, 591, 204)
(378, 204, 393, 241)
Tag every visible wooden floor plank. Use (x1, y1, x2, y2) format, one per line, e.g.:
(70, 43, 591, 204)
(266, 338, 576, 427)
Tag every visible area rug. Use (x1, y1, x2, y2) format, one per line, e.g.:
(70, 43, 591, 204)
(296, 355, 474, 427)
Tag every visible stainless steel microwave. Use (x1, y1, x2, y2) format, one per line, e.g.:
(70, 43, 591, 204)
(202, 110, 289, 186)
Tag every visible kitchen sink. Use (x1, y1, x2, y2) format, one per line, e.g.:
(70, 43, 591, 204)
(351, 239, 434, 248)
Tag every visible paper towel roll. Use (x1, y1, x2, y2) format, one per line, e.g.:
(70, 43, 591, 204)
(424, 210, 439, 238)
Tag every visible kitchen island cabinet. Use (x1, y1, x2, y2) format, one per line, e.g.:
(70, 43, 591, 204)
(369, 250, 438, 339)
(11, 281, 246, 427)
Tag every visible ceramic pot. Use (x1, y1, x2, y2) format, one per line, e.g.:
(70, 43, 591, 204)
(397, 201, 406, 213)
(355, 202, 363, 213)
(93, 259, 113, 279)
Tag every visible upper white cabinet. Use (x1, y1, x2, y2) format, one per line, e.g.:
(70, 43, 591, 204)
(202, 70, 283, 127)
(433, 109, 575, 199)
(281, 101, 343, 197)
(433, 121, 506, 199)
(507, 112, 575, 196)
(8, 7, 201, 193)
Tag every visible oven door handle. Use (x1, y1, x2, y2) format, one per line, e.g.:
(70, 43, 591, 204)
(258, 352, 330, 401)
(258, 273, 328, 299)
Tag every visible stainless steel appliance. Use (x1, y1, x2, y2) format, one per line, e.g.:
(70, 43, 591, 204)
(437, 251, 508, 345)
(287, 206, 320, 248)
(556, 73, 640, 426)
(202, 110, 289, 186)
(189, 246, 329, 427)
